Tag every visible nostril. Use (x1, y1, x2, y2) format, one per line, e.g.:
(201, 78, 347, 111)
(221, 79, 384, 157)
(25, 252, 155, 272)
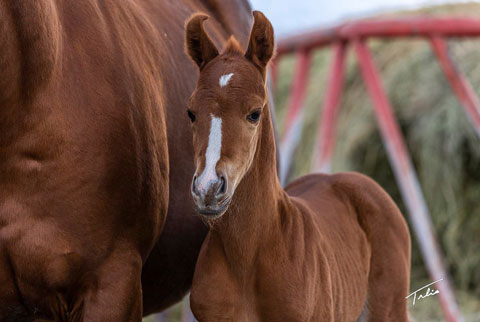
(216, 175, 227, 197)
(191, 175, 199, 196)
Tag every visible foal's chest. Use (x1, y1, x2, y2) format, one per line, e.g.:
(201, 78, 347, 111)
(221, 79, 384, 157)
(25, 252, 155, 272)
(191, 253, 325, 321)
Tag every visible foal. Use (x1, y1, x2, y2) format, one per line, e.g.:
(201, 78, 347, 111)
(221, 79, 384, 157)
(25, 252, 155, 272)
(185, 11, 411, 322)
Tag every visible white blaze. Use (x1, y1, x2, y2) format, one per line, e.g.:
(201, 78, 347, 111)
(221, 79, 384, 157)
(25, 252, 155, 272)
(197, 114, 222, 193)
(219, 73, 234, 88)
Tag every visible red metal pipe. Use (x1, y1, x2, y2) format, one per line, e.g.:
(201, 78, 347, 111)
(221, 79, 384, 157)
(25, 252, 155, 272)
(279, 49, 312, 185)
(430, 36, 480, 138)
(269, 61, 279, 94)
(311, 42, 346, 173)
(341, 18, 480, 38)
(282, 49, 312, 135)
(277, 18, 480, 55)
(354, 40, 464, 322)
(277, 27, 337, 56)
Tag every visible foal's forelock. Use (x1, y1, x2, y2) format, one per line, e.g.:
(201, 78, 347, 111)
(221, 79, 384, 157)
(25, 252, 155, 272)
(196, 114, 222, 194)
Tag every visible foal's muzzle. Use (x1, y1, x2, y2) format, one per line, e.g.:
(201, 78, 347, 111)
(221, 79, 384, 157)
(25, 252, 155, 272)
(191, 173, 231, 217)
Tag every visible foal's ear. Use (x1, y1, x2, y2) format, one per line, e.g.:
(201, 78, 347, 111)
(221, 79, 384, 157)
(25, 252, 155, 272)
(245, 11, 275, 73)
(185, 14, 219, 69)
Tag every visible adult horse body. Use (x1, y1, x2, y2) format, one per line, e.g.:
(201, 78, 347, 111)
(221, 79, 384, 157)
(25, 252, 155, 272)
(185, 12, 411, 322)
(0, 0, 251, 320)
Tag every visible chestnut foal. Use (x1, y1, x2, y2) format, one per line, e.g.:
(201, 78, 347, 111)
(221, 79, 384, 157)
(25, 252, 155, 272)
(185, 11, 411, 322)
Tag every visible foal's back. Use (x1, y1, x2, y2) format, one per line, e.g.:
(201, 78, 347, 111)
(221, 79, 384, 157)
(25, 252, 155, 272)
(286, 172, 411, 321)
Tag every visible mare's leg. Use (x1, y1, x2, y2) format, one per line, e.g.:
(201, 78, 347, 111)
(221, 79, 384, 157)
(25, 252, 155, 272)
(0, 249, 27, 321)
(82, 245, 143, 322)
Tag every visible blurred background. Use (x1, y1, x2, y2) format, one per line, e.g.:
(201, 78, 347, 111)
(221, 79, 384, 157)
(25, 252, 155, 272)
(146, 1, 480, 321)
(251, 0, 478, 36)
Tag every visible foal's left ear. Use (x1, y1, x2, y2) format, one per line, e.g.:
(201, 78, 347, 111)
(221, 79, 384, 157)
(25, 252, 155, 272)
(245, 11, 275, 74)
(185, 14, 219, 69)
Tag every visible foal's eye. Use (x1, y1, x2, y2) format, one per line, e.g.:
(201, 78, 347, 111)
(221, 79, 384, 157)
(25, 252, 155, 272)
(247, 110, 261, 123)
(186, 109, 196, 123)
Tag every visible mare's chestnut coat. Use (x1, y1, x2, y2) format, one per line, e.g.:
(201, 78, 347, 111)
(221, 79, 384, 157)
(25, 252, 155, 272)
(0, 0, 252, 320)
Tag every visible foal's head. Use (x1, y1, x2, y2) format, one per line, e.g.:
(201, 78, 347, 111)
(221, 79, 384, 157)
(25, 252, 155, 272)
(185, 11, 274, 218)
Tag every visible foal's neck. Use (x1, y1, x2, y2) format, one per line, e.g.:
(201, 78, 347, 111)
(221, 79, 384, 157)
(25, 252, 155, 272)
(213, 103, 286, 275)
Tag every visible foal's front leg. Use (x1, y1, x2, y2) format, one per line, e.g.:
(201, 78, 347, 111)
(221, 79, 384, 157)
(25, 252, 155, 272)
(82, 245, 143, 322)
(190, 234, 242, 322)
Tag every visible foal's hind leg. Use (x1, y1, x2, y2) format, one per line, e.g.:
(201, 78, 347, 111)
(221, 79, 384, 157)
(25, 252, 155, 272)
(361, 236, 410, 322)
(336, 173, 411, 322)
(0, 249, 25, 321)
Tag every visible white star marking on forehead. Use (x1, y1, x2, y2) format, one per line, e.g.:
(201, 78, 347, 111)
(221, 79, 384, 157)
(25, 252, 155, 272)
(219, 73, 234, 88)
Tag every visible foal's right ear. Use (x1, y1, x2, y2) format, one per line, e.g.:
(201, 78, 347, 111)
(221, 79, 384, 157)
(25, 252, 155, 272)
(185, 14, 219, 69)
